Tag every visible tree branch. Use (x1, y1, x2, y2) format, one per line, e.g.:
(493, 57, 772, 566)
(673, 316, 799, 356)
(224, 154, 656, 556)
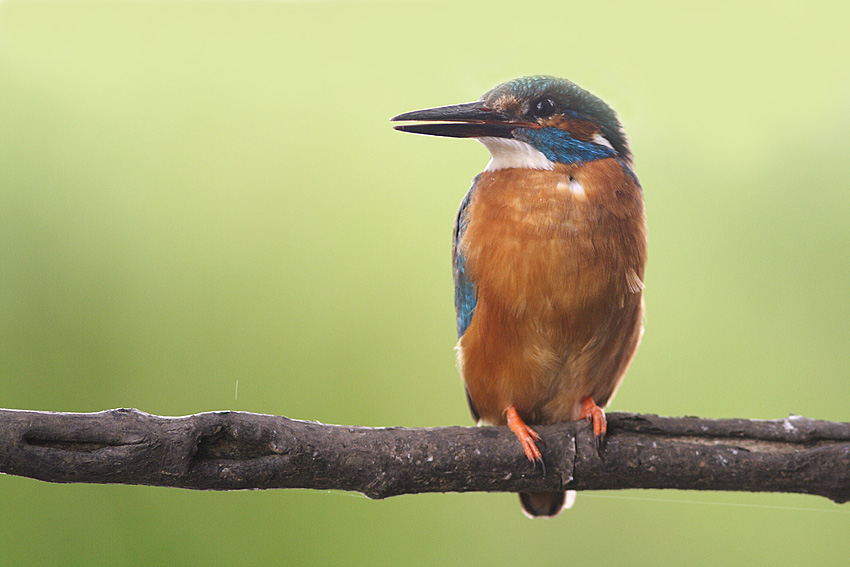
(1, 408, 848, 503)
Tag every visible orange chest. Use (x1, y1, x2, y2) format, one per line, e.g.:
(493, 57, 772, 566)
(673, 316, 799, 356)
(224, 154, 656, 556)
(458, 160, 646, 313)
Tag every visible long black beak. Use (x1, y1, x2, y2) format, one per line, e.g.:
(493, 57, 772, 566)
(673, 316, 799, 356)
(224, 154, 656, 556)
(391, 101, 535, 138)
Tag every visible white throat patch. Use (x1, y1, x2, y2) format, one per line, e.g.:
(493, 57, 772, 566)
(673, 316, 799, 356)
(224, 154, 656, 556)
(476, 137, 555, 171)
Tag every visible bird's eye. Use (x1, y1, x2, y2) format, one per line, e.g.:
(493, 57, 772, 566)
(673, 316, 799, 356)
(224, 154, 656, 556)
(531, 97, 557, 118)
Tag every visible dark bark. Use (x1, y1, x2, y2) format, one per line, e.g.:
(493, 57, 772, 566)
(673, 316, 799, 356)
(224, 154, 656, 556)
(1, 408, 848, 503)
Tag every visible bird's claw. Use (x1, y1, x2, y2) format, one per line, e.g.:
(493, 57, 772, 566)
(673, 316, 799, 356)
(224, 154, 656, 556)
(505, 405, 543, 466)
(579, 396, 607, 455)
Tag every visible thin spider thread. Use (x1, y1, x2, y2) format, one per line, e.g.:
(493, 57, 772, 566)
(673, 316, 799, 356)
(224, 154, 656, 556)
(583, 493, 850, 514)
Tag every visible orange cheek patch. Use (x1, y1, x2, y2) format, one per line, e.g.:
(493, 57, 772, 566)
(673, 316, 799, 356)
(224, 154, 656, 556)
(538, 117, 599, 142)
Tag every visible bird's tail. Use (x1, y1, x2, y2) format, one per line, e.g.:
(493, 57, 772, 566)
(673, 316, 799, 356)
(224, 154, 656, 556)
(519, 490, 576, 518)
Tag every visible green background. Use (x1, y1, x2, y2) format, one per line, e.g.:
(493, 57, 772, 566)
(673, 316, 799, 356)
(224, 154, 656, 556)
(2, 1, 849, 565)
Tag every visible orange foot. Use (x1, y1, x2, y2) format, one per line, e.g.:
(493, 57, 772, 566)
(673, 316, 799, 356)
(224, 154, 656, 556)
(505, 405, 542, 464)
(579, 396, 607, 453)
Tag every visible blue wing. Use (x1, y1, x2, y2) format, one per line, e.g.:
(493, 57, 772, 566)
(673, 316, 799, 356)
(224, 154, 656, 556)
(453, 176, 479, 338)
(453, 176, 481, 423)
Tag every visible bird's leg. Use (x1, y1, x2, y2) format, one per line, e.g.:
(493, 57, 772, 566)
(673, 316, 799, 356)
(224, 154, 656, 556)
(579, 396, 607, 453)
(505, 405, 542, 464)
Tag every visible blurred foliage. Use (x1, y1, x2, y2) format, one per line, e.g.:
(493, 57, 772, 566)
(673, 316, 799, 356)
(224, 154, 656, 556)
(1, 1, 849, 565)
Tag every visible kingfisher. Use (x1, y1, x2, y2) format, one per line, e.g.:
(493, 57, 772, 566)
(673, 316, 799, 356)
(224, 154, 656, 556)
(392, 76, 647, 517)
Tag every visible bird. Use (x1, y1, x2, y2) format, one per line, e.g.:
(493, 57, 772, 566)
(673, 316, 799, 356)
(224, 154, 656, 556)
(391, 76, 647, 517)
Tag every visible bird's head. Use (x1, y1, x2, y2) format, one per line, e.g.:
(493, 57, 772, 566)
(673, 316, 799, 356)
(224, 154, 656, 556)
(392, 76, 630, 170)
